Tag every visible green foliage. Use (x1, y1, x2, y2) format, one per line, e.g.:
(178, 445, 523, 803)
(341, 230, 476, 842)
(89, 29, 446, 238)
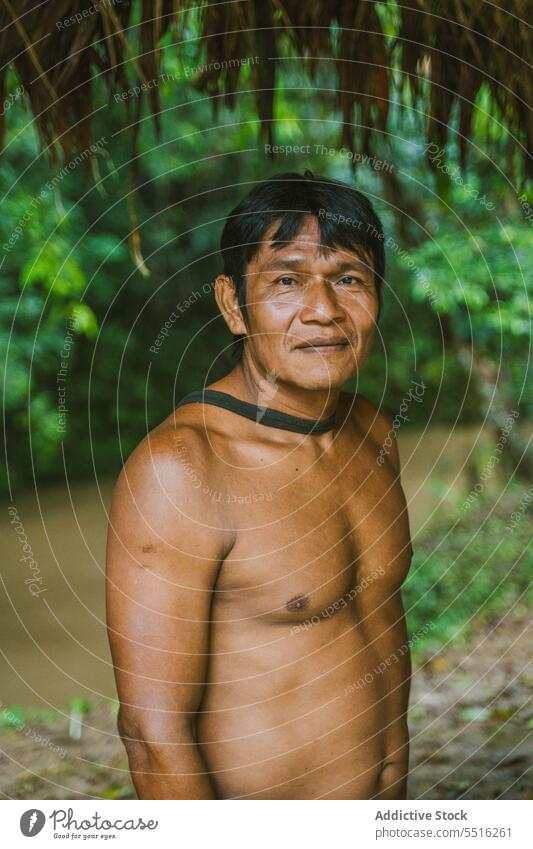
(410, 223, 531, 346)
(404, 484, 532, 653)
(101, 783, 136, 799)
(68, 697, 91, 715)
(1, 38, 531, 494)
(0, 705, 59, 729)
(22, 244, 86, 297)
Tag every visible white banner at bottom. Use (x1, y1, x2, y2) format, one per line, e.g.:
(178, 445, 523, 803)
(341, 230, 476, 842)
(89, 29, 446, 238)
(3, 799, 530, 848)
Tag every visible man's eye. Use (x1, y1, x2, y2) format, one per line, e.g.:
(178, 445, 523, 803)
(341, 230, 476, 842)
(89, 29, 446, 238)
(338, 275, 370, 287)
(277, 276, 296, 286)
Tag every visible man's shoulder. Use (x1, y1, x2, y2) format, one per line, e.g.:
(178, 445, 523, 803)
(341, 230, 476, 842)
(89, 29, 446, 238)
(125, 418, 211, 478)
(108, 417, 234, 565)
(340, 391, 399, 472)
(114, 413, 220, 520)
(340, 391, 393, 435)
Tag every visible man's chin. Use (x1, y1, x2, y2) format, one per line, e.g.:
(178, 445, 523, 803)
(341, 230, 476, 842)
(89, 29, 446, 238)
(286, 364, 357, 392)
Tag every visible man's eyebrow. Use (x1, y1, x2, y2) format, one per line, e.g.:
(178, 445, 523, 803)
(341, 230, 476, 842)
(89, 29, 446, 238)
(262, 257, 308, 271)
(328, 259, 373, 274)
(261, 257, 372, 273)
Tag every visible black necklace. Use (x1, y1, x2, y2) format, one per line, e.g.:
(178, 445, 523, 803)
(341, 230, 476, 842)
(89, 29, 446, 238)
(175, 389, 337, 435)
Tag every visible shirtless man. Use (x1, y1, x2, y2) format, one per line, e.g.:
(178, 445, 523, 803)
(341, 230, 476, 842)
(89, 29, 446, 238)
(106, 171, 413, 800)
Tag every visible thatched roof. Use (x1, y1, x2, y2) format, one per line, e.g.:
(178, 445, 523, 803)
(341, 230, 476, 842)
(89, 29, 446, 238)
(0, 0, 531, 178)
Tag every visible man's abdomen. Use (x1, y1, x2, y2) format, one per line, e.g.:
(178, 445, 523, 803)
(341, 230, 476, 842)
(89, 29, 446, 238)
(196, 608, 407, 799)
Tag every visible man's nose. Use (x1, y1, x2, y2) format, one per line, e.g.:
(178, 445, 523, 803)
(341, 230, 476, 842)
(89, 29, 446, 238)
(299, 278, 344, 323)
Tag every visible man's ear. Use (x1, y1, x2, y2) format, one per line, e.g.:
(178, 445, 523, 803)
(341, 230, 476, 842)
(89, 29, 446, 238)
(214, 274, 247, 336)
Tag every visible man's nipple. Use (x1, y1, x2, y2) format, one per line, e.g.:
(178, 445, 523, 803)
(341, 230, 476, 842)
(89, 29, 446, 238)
(286, 595, 310, 612)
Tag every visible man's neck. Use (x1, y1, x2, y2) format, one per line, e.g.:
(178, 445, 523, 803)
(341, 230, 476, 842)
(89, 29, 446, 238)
(210, 359, 342, 423)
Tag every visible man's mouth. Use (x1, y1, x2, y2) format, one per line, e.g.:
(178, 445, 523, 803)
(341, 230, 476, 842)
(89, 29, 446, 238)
(295, 338, 350, 354)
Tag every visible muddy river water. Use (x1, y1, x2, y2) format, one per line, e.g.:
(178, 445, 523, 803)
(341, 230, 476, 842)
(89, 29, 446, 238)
(0, 425, 496, 710)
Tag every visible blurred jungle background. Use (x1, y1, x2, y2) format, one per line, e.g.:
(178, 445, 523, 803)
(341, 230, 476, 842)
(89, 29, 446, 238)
(0, 0, 531, 800)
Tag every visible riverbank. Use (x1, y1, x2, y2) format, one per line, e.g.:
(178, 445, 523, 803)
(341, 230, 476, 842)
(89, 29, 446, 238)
(0, 604, 530, 800)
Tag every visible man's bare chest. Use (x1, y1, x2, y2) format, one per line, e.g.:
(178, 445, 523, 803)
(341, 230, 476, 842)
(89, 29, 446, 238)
(213, 439, 411, 624)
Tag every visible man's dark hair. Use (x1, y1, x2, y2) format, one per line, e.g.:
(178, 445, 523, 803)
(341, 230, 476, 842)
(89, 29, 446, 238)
(219, 170, 385, 358)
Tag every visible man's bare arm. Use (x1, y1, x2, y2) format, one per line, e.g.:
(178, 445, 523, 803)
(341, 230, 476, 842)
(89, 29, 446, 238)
(106, 426, 233, 799)
(355, 394, 413, 798)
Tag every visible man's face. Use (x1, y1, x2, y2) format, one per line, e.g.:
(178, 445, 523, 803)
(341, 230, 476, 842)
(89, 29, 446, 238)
(239, 215, 380, 390)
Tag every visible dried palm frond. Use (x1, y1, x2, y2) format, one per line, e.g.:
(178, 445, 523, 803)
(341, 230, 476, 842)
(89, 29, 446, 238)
(399, 0, 533, 177)
(0, 1, 530, 176)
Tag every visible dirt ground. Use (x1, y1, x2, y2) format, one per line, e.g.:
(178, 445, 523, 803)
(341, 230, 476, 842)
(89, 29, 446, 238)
(407, 608, 532, 799)
(0, 610, 531, 800)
